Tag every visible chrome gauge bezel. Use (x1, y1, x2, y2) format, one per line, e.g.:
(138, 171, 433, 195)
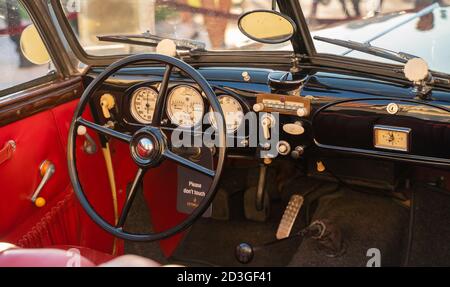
(166, 85, 205, 128)
(209, 95, 245, 134)
(130, 87, 159, 124)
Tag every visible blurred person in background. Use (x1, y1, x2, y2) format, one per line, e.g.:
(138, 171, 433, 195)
(310, 0, 360, 18)
(310, 0, 383, 18)
(202, 0, 232, 49)
(177, 0, 232, 49)
(415, 0, 444, 31)
(1, 0, 32, 67)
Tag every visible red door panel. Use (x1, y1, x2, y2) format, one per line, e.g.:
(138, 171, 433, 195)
(1, 83, 182, 256)
(0, 76, 117, 254)
(0, 110, 70, 235)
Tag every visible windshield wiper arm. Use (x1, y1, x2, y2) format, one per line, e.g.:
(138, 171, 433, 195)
(314, 36, 418, 64)
(97, 31, 206, 52)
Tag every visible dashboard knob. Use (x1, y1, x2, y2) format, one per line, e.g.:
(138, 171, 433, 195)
(236, 243, 254, 264)
(291, 146, 305, 159)
(317, 161, 326, 173)
(277, 141, 291, 156)
(77, 125, 87, 136)
(283, 122, 304, 136)
(253, 103, 265, 112)
(297, 107, 308, 117)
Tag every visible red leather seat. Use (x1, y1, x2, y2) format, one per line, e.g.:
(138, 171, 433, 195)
(0, 243, 161, 267)
(51, 245, 116, 265)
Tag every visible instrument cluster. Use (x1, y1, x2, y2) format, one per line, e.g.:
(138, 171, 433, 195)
(127, 83, 246, 134)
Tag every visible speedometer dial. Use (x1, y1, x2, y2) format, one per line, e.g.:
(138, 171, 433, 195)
(167, 85, 205, 128)
(209, 95, 244, 133)
(130, 87, 158, 124)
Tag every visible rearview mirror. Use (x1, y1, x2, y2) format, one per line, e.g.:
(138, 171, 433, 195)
(20, 25, 51, 65)
(238, 10, 296, 44)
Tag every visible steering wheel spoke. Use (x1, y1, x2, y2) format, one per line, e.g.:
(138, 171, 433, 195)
(152, 64, 173, 126)
(116, 168, 147, 228)
(163, 150, 216, 177)
(77, 118, 132, 143)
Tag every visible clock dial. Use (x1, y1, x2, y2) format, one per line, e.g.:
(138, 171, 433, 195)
(374, 126, 411, 152)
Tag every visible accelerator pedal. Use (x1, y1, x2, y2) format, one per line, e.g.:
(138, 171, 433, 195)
(276, 195, 304, 240)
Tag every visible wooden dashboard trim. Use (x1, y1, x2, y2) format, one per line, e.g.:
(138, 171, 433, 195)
(0, 77, 83, 127)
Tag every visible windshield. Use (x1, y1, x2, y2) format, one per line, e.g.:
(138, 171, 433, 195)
(302, 0, 450, 75)
(59, 0, 291, 56)
(58, 0, 450, 76)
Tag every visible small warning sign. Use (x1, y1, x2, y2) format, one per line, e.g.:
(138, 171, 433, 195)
(176, 148, 213, 217)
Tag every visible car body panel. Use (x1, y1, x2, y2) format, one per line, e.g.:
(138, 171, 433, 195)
(312, 5, 450, 75)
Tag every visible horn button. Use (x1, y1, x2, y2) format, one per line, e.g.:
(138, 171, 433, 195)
(130, 128, 166, 167)
(137, 138, 154, 158)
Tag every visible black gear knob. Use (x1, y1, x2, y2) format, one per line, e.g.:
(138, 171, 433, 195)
(235, 243, 254, 264)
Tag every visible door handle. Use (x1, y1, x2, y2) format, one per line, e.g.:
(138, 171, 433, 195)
(0, 140, 16, 166)
(31, 160, 55, 208)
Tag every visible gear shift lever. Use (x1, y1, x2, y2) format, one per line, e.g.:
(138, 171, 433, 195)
(235, 219, 344, 264)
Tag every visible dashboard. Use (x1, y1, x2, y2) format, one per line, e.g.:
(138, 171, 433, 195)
(89, 67, 450, 167)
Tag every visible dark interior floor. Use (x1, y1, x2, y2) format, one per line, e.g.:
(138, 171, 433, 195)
(290, 188, 409, 267)
(171, 185, 410, 267)
(171, 199, 297, 267)
(407, 183, 450, 267)
(169, 173, 332, 267)
(124, 172, 450, 267)
(124, 188, 168, 265)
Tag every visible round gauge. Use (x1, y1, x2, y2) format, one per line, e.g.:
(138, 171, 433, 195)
(130, 87, 159, 124)
(167, 85, 205, 128)
(209, 95, 245, 133)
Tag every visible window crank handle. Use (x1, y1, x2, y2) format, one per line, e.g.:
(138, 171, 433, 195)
(31, 160, 55, 206)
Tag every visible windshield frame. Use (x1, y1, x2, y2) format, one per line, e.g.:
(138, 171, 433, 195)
(49, 0, 450, 87)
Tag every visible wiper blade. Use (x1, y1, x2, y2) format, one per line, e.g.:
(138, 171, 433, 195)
(97, 31, 206, 52)
(314, 36, 418, 64)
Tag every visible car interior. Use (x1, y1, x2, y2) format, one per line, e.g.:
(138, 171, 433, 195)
(1, 0, 450, 267)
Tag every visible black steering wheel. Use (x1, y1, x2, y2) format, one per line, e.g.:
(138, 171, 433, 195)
(68, 54, 226, 241)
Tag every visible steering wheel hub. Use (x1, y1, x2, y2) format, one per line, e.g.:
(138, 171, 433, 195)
(137, 138, 154, 158)
(130, 127, 165, 167)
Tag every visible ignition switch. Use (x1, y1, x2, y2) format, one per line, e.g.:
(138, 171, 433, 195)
(261, 114, 276, 140)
